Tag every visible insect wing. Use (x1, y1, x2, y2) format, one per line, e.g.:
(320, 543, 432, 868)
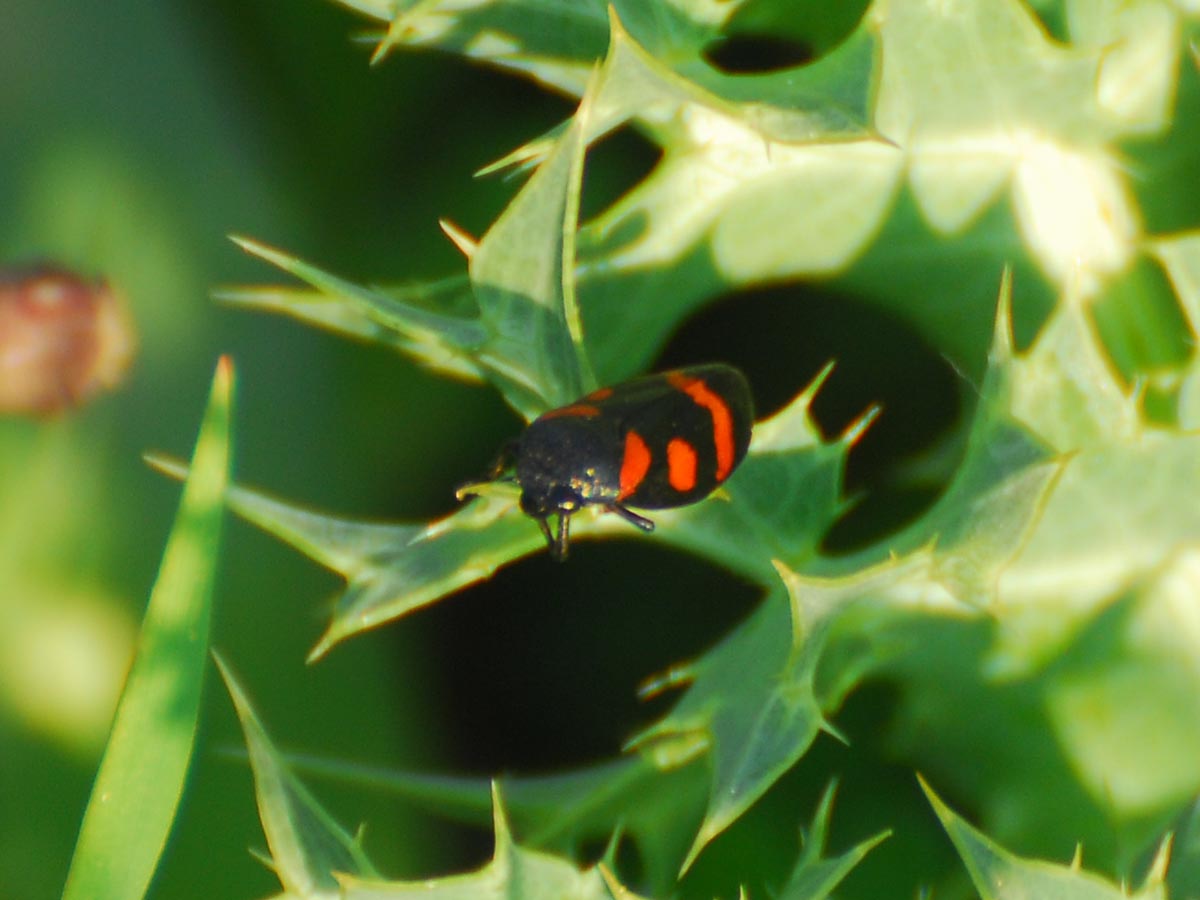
(598, 365, 753, 510)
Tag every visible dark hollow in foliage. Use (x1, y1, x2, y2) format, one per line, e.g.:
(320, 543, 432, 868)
(418, 538, 759, 774)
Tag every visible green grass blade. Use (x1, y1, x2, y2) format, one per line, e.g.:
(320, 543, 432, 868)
(61, 356, 234, 900)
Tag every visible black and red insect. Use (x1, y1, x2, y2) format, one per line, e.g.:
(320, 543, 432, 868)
(491, 363, 754, 560)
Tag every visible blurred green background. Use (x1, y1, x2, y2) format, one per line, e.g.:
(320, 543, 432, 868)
(0, 1, 552, 895)
(0, 2, 966, 898)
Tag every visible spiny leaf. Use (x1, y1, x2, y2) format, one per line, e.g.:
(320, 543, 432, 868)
(1040, 559, 1200, 819)
(872, 0, 1139, 291)
(469, 71, 597, 418)
(976, 280, 1200, 677)
(851, 276, 1056, 610)
(1066, 0, 1183, 133)
(364, 0, 609, 94)
(575, 15, 895, 380)
(216, 655, 379, 895)
(876, 264, 1200, 851)
(146, 457, 543, 660)
(216, 274, 485, 382)
(1152, 231, 1200, 335)
(230, 236, 486, 360)
(777, 782, 889, 900)
(277, 751, 706, 894)
(1151, 232, 1200, 429)
(151, 360, 856, 656)
(62, 358, 233, 900)
(632, 553, 927, 871)
(920, 775, 1168, 899)
(335, 785, 640, 899)
(1006, 302, 1143, 450)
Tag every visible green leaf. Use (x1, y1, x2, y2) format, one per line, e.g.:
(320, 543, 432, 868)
(144, 459, 545, 660)
(777, 782, 889, 900)
(632, 553, 925, 870)
(469, 76, 596, 418)
(978, 280, 1200, 679)
(576, 17, 895, 380)
(365, 0, 610, 95)
(1040, 568, 1200, 824)
(873, 0, 1140, 293)
(230, 236, 486, 372)
(62, 357, 233, 900)
(920, 775, 1169, 900)
(216, 274, 485, 382)
(277, 752, 706, 895)
(336, 786, 640, 899)
(878, 267, 1200, 856)
(882, 279, 1063, 604)
(1151, 231, 1200, 428)
(215, 655, 379, 895)
(1168, 794, 1200, 896)
(1065, 0, 1183, 133)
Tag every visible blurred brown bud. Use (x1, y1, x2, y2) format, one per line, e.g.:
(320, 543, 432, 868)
(0, 265, 137, 416)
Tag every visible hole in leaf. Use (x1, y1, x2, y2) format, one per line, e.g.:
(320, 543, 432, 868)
(651, 283, 963, 552)
(704, 0, 869, 74)
(703, 34, 814, 74)
(581, 126, 663, 222)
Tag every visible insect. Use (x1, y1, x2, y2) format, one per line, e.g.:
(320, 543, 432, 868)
(492, 363, 754, 560)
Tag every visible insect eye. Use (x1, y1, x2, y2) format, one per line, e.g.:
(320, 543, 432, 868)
(519, 491, 547, 517)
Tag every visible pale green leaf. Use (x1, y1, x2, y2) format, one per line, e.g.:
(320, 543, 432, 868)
(1041, 556, 1200, 818)
(1066, 0, 1183, 133)
(62, 358, 233, 900)
(1007, 304, 1143, 451)
(1152, 232, 1200, 428)
(921, 776, 1167, 900)
(872, 0, 1141, 292)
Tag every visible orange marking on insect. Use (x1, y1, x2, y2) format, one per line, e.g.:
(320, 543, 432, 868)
(666, 438, 698, 492)
(618, 430, 652, 499)
(585, 386, 614, 401)
(667, 374, 736, 480)
(538, 403, 601, 420)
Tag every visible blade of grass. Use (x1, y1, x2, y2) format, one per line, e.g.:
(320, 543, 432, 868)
(61, 356, 234, 900)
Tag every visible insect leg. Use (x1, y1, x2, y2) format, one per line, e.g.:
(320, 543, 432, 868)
(532, 515, 554, 551)
(608, 503, 655, 533)
(456, 439, 520, 501)
(551, 513, 571, 562)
